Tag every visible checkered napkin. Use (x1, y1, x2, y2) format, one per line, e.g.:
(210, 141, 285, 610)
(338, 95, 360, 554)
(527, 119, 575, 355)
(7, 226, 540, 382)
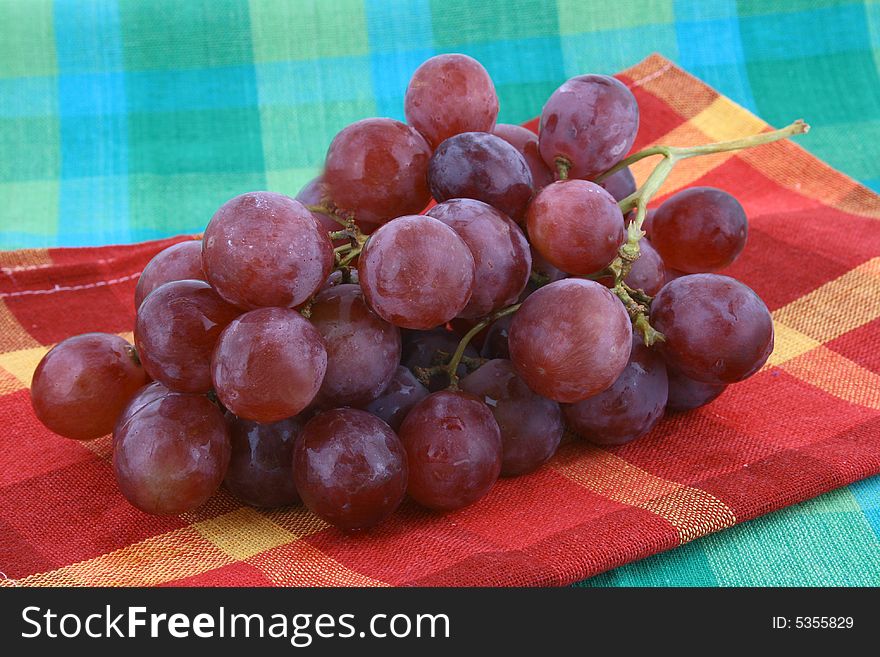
(1, 56, 878, 587)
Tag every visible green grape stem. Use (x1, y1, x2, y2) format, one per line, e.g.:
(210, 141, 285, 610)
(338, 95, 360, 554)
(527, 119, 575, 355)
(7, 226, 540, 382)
(529, 269, 551, 287)
(337, 239, 366, 268)
(304, 204, 350, 229)
(446, 303, 522, 390)
(330, 229, 354, 242)
(597, 119, 809, 346)
(555, 157, 571, 181)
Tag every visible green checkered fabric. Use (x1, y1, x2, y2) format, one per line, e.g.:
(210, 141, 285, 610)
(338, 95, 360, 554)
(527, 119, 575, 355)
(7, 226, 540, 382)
(1, 0, 878, 586)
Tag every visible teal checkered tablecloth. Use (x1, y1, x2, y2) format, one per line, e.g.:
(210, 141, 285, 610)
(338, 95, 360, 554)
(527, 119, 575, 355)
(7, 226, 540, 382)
(1, 0, 878, 586)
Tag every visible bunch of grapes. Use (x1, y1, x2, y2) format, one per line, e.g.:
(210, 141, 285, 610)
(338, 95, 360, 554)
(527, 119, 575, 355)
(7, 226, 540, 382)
(30, 54, 805, 531)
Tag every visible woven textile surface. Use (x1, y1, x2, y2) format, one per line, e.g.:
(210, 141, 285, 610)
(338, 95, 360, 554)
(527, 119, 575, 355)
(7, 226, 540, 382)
(0, 49, 878, 586)
(2, 1, 880, 587)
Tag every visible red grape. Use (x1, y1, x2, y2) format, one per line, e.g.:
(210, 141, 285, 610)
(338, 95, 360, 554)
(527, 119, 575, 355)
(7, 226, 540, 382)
(650, 274, 774, 384)
(135, 280, 240, 393)
(625, 239, 666, 296)
(427, 199, 531, 318)
(527, 180, 625, 275)
(493, 123, 554, 190)
(399, 390, 501, 511)
(461, 359, 563, 477)
(363, 366, 429, 431)
(202, 191, 333, 310)
(224, 413, 302, 508)
(294, 408, 407, 530)
(324, 118, 431, 227)
(402, 327, 479, 392)
(295, 176, 348, 240)
(428, 132, 534, 222)
(358, 215, 475, 329)
(598, 166, 636, 202)
(134, 240, 204, 309)
(211, 307, 328, 422)
(113, 392, 230, 515)
(508, 279, 632, 403)
(666, 368, 727, 412)
(405, 53, 499, 148)
(564, 336, 668, 446)
(650, 187, 748, 273)
(115, 380, 171, 434)
(309, 284, 401, 407)
(539, 74, 639, 179)
(31, 333, 149, 441)
(664, 267, 687, 284)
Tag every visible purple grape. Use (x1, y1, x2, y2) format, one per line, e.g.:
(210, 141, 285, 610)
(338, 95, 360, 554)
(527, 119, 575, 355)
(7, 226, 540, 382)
(650, 274, 773, 385)
(224, 413, 302, 508)
(539, 74, 639, 179)
(564, 337, 668, 446)
(461, 359, 563, 477)
(428, 132, 534, 222)
(363, 366, 430, 431)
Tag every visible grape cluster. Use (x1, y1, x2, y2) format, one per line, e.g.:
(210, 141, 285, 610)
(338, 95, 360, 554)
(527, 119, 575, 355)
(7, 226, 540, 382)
(30, 53, 793, 532)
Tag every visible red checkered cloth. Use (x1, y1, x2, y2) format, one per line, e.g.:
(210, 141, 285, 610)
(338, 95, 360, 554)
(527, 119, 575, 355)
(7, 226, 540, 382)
(1, 55, 878, 586)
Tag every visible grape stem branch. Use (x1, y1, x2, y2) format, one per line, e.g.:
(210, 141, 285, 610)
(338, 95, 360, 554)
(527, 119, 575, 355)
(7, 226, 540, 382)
(597, 119, 809, 346)
(306, 203, 370, 267)
(444, 303, 522, 390)
(305, 204, 350, 229)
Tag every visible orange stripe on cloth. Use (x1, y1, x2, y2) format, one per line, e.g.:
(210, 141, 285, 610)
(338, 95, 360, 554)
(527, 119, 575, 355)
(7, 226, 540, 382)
(626, 54, 719, 121)
(631, 96, 771, 198)
(246, 507, 389, 586)
(630, 122, 729, 195)
(2, 526, 235, 587)
(0, 248, 54, 276)
(550, 443, 736, 544)
(0, 300, 41, 352)
(0, 506, 381, 587)
(780, 345, 880, 411)
(628, 54, 880, 221)
(738, 140, 880, 221)
(0, 366, 20, 396)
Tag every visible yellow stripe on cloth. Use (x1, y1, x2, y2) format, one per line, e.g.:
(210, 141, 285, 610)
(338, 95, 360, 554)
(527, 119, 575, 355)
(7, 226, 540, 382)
(765, 321, 823, 368)
(780, 345, 880, 411)
(0, 330, 136, 394)
(249, 540, 389, 587)
(765, 259, 880, 372)
(690, 96, 769, 141)
(626, 54, 880, 221)
(773, 257, 880, 344)
(550, 443, 736, 544)
(2, 526, 235, 587)
(0, 367, 20, 397)
(0, 345, 45, 391)
(1, 506, 380, 587)
(630, 123, 734, 196)
(194, 507, 311, 561)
